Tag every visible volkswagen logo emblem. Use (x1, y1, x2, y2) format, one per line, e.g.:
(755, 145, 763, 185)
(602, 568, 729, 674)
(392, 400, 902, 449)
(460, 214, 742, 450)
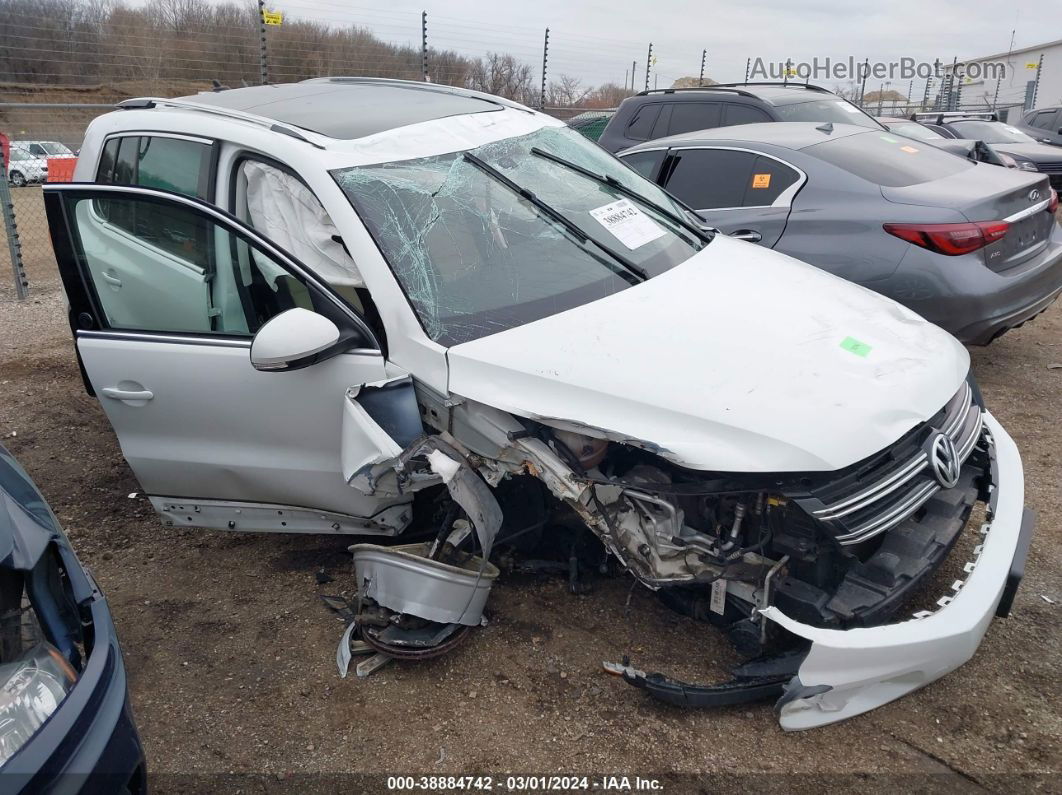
(927, 432, 961, 489)
(1029, 188, 1042, 203)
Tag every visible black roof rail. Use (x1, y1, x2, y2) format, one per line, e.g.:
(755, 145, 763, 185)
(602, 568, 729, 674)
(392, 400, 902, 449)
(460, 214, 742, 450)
(715, 81, 834, 93)
(636, 86, 757, 99)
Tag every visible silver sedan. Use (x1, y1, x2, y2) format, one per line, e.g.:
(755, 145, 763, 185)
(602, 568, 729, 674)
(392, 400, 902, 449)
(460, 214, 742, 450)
(619, 122, 1062, 344)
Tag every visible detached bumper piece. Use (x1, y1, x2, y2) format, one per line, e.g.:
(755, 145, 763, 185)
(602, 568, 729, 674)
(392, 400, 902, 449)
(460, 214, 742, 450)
(605, 648, 807, 708)
(763, 411, 1034, 730)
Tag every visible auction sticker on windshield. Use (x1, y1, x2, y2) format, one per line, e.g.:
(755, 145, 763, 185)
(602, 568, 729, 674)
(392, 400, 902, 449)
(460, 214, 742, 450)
(589, 199, 666, 249)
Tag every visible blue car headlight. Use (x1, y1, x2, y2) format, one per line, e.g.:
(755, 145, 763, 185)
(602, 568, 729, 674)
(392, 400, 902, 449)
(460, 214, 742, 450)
(0, 643, 77, 767)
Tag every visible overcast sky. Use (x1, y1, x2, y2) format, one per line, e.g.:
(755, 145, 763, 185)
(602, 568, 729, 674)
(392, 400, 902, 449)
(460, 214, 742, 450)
(267, 0, 1062, 91)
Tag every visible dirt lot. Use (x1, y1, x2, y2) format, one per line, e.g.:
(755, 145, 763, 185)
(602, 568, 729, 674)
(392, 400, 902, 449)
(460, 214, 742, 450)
(1, 208, 1060, 791)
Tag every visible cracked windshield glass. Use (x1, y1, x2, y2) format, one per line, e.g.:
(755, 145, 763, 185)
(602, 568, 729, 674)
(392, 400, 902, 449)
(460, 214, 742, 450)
(333, 126, 705, 345)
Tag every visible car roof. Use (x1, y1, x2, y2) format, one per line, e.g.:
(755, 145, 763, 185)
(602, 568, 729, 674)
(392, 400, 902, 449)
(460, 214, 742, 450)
(622, 122, 871, 153)
(174, 78, 509, 140)
(633, 83, 839, 107)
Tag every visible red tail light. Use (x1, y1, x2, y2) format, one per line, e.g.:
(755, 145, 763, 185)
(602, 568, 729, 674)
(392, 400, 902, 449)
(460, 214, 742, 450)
(884, 221, 1010, 256)
(1049, 188, 1058, 214)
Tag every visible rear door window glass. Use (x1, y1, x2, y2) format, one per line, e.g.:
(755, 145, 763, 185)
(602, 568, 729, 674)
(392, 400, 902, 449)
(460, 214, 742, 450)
(136, 137, 212, 197)
(97, 135, 212, 199)
(773, 99, 881, 128)
(745, 155, 801, 205)
(804, 131, 973, 187)
(95, 135, 215, 260)
(1029, 110, 1058, 130)
(667, 102, 722, 136)
(626, 104, 661, 141)
(664, 148, 757, 209)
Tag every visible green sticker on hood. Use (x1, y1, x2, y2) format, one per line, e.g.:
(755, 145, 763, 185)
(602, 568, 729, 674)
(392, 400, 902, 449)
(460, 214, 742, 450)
(840, 336, 872, 357)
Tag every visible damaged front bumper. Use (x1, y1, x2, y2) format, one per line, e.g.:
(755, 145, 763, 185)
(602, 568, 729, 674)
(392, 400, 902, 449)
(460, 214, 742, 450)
(762, 410, 1033, 730)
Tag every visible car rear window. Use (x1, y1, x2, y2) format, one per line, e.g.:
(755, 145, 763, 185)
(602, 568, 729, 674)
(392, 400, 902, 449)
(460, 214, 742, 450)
(803, 131, 973, 187)
(772, 99, 881, 129)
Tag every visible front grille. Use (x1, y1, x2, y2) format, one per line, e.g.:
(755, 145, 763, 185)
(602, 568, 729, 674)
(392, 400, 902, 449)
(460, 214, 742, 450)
(1034, 162, 1062, 174)
(805, 383, 982, 546)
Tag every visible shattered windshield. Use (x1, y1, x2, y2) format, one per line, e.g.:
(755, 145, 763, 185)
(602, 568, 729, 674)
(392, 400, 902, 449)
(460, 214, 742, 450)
(333, 126, 704, 345)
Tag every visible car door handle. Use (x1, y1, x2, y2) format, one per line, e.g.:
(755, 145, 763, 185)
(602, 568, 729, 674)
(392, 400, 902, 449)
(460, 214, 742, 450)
(100, 271, 122, 288)
(101, 387, 154, 402)
(729, 229, 762, 243)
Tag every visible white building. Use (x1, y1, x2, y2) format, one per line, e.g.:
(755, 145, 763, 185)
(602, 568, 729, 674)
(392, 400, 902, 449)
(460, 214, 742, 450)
(945, 37, 1062, 121)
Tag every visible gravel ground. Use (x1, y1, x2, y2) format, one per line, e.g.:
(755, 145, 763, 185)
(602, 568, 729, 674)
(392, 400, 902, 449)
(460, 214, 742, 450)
(1, 239, 1060, 792)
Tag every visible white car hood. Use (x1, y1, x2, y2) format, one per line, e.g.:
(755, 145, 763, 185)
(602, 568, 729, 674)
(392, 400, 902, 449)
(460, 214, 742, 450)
(446, 236, 970, 473)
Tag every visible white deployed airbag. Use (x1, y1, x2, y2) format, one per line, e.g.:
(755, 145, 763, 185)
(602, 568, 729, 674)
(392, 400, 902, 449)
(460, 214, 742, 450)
(242, 160, 363, 288)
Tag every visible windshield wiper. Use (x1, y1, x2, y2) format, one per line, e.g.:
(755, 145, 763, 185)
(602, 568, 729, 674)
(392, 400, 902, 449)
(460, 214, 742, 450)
(530, 147, 713, 246)
(462, 152, 648, 282)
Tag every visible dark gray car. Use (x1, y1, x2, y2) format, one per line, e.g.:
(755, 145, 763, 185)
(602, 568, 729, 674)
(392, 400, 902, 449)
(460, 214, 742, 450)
(912, 113, 1062, 190)
(619, 122, 1062, 344)
(877, 117, 1014, 168)
(1013, 106, 1062, 147)
(598, 82, 883, 153)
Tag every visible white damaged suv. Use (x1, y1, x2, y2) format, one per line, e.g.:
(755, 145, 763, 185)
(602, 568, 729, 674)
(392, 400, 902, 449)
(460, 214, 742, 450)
(43, 78, 1033, 730)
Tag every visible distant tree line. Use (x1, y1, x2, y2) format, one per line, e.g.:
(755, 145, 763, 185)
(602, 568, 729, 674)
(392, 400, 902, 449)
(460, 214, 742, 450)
(0, 0, 635, 108)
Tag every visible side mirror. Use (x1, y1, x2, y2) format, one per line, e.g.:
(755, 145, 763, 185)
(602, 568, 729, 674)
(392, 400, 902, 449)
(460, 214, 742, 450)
(251, 308, 341, 372)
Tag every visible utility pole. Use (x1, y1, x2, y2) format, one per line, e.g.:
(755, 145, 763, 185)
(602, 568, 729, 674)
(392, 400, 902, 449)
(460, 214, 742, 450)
(421, 11, 429, 82)
(644, 43, 653, 91)
(539, 27, 549, 109)
(699, 49, 706, 86)
(631, 60, 637, 92)
(256, 0, 269, 85)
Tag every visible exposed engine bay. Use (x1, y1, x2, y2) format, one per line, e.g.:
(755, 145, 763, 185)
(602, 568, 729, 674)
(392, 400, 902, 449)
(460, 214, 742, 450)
(340, 377, 994, 717)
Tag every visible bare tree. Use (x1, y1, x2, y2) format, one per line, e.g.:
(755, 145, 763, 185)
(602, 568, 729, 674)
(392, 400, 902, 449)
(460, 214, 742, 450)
(466, 52, 536, 104)
(582, 82, 636, 109)
(546, 74, 590, 107)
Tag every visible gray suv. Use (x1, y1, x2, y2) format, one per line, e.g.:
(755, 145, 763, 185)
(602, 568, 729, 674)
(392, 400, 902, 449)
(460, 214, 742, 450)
(1014, 106, 1062, 147)
(598, 82, 883, 153)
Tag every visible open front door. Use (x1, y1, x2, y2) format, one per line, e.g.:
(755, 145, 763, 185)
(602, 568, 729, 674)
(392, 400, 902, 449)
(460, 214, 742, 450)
(43, 184, 418, 534)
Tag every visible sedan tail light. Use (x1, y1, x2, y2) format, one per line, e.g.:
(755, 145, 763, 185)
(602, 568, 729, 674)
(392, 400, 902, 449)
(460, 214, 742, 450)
(884, 221, 1010, 256)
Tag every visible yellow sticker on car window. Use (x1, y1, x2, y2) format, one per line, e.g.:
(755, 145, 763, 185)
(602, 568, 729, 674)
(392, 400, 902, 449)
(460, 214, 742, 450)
(900, 145, 919, 153)
(752, 173, 771, 189)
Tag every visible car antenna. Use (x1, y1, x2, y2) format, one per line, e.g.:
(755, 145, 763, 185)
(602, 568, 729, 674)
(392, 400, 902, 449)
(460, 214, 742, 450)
(815, 121, 834, 134)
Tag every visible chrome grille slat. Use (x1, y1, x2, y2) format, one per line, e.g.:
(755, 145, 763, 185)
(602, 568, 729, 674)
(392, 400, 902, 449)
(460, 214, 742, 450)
(813, 452, 927, 520)
(834, 481, 938, 543)
(811, 383, 983, 546)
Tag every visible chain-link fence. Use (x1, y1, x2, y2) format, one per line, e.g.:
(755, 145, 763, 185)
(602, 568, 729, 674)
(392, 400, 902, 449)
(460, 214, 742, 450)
(1, 102, 117, 296)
